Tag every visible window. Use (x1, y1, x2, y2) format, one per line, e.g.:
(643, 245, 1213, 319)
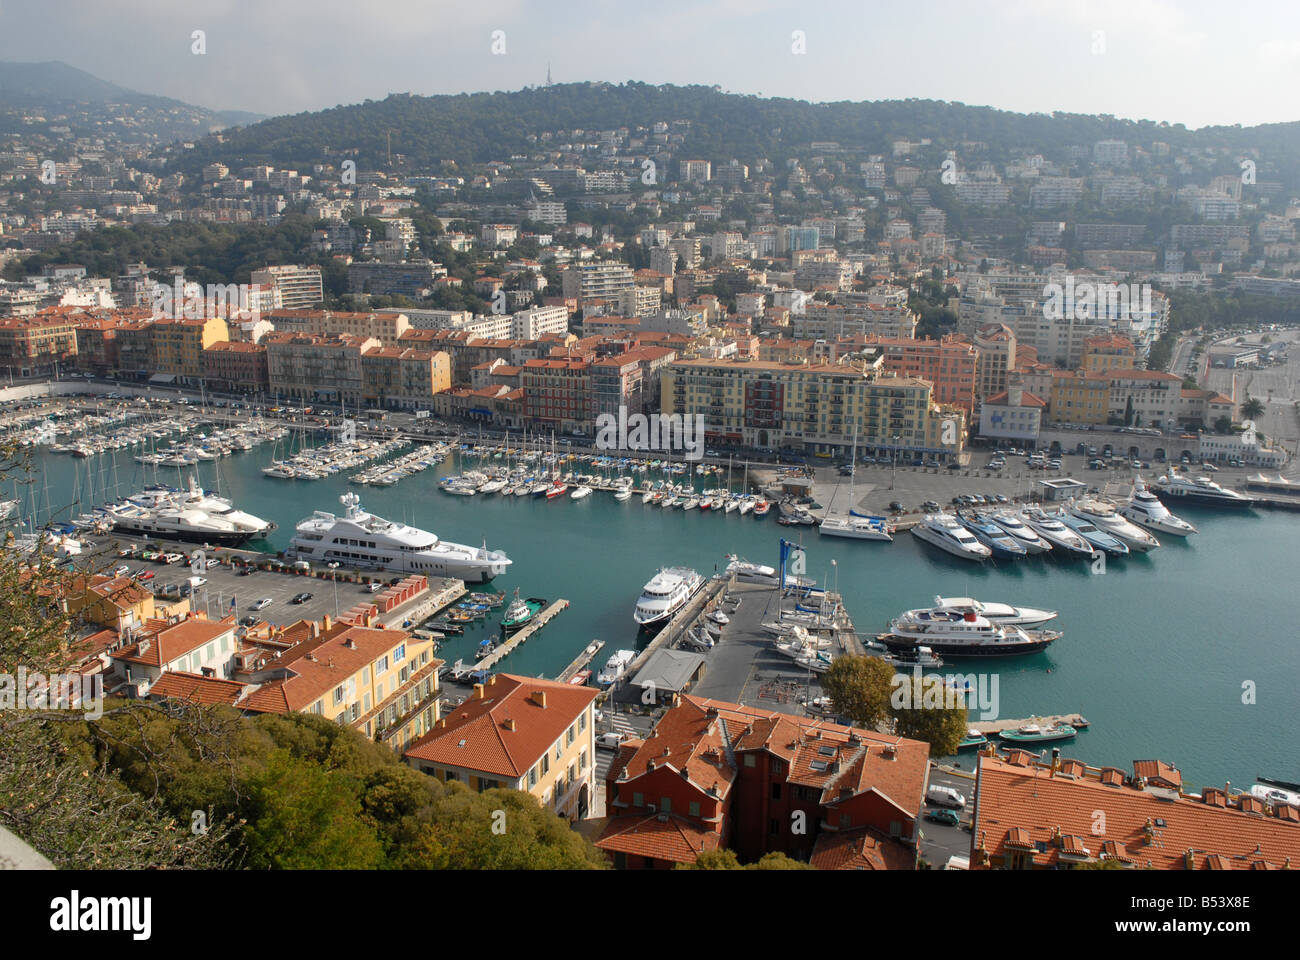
(375, 656, 389, 674)
(394, 643, 406, 662)
(566, 726, 575, 747)
(579, 749, 587, 772)
(555, 741, 562, 761)
(632, 792, 644, 808)
(771, 782, 782, 801)
(689, 801, 701, 817)
(528, 766, 538, 788)
(579, 710, 587, 732)
(333, 685, 344, 705)
(541, 754, 549, 775)
(743, 753, 756, 768)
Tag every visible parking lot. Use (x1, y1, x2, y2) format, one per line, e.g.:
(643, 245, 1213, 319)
(106, 543, 410, 628)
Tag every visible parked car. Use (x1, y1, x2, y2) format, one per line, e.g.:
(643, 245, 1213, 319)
(922, 500, 941, 512)
(133, 570, 154, 581)
(205, 557, 220, 569)
(927, 784, 967, 809)
(366, 582, 383, 593)
(925, 808, 962, 826)
(250, 597, 274, 611)
(596, 731, 631, 751)
(291, 592, 313, 604)
(113, 564, 131, 577)
(239, 616, 262, 628)
(888, 501, 906, 513)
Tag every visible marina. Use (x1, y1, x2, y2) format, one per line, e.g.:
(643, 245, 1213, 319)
(8, 410, 1300, 789)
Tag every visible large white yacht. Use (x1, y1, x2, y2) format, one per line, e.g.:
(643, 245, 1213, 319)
(1069, 497, 1161, 552)
(929, 596, 1058, 627)
(1020, 507, 1095, 558)
(819, 514, 893, 542)
(1155, 470, 1255, 508)
(288, 492, 511, 582)
(105, 477, 273, 545)
(633, 566, 705, 626)
(989, 510, 1052, 554)
(910, 513, 992, 561)
(1120, 477, 1197, 537)
(881, 608, 1061, 658)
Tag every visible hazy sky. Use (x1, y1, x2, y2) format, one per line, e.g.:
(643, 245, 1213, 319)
(1, 0, 1296, 128)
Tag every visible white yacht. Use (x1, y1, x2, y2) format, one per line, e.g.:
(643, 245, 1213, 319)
(1155, 470, 1255, 508)
(0, 498, 17, 522)
(633, 566, 705, 626)
(1020, 507, 1095, 558)
(597, 649, 636, 686)
(929, 596, 1058, 627)
(105, 478, 274, 545)
(881, 608, 1061, 658)
(1069, 497, 1161, 552)
(288, 492, 511, 582)
(910, 513, 992, 561)
(570, 485, 592, 501)
(989, 510, 1052, 554)
(819, 514, 893, 542)
(1120, 477, 1197, 537)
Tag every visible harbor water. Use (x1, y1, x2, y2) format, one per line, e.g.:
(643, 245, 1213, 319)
(20, 438, 1300, 791)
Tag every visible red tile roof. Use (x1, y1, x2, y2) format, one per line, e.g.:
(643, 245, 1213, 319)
(148, 671, 246, 706)
(810, 827, 916, 870)
(595, 813, 722, 864)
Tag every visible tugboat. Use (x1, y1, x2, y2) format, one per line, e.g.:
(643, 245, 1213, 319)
(500, 588, 546, 634)
(957, 729, 989, 751)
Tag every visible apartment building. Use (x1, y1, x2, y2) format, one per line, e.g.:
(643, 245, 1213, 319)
(347, 260, 441, 298)
(203, 340, 270, 394)
(265, 309, 411, 344)
(662, 357, 966, 458)
(794, 303, 918, 340)
(1082, 334, 1137, 373)
(151, 315, 229, 383)
(1106, 369, 1184, 429)
(978, 380, 1045, 444)
(264, 331, 380, 406)
(110, 613, 240, 694)
(236, 618, 442, 754)
(405, 673, 598, 823)
(361, 346, 452, 410)
(510, 305, 570, 339)
(250, 264, 324, 309)
(596, 696, 929, 869)
(561, 260, 636, 303)
(0, 314, 79, 375)
(590, 352, 645, 421)
(1048, 369, 1110, 425)
(855, 334, 978, 413)
(522, 357, 592, 433)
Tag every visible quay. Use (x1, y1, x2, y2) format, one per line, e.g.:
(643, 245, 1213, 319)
(967, 713, 1092, 736)
(556, 638, 605, 683)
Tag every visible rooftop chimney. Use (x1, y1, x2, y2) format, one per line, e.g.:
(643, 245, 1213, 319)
(502, 717, 516, 731)
(531, 690, 547, 708)
(473, 683, 485, 700)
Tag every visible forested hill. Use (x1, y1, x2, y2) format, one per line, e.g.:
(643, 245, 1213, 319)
(173, 81, 1300, 179)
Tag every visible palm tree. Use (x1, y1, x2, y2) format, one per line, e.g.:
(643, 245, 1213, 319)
(1241, 397, 1265, 421)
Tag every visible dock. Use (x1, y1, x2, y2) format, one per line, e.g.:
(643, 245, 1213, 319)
(556, 638, 605, 683)
(967, 713, 1091, 736)
(472, 598, 569, 671)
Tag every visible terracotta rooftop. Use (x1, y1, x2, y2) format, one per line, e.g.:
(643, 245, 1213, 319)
(973, 753, 1300, 869)
(404, 673, 597, 780)
(595, 813, 722, 864)
(148, 671, 246, 707)
(810, 826, 917, 870)
(109, 615, 235, 669)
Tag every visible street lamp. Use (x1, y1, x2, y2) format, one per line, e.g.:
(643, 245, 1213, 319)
(328, 562, 339, 616)
(890, 435, 900, 490)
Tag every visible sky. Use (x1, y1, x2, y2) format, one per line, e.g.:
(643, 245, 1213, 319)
(0, 0, 1296, 129)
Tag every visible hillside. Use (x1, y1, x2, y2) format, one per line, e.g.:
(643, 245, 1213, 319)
(170, 81, 1300, 187)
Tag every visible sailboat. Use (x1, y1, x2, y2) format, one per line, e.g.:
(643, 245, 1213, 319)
(819, 427, 892, 541)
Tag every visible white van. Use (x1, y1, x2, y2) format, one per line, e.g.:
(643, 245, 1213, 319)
(927, 784, 966, 809)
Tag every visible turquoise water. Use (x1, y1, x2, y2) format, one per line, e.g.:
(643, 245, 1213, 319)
(21, 439, 1300, 792)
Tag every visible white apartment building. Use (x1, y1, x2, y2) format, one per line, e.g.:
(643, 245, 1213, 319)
(250, 265, 324, 310)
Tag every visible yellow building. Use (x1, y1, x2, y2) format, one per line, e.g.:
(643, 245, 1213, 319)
(662, 357, 966, 459)
(152, 316, 229, 382)
(1049, 369, 1110, 425)
(404, 674, 599, 822)
(239, 618, 442, 754)
(62, 573, 156, 633)
(1082, 334, 1137, 373)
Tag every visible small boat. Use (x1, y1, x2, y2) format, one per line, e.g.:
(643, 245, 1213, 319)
(998, 722, 1077, 744)
(753, 500, 771, 517)
(881, 645, 944, 669)
(500, 589, 546, 633)
(597, 649, 636, 686)
(708, 610, 730, 625)
(957, 729, 989, 751)
(569, 669, 593, 687)
(570, 485, 592, 500)
(614, 487, 632, 502)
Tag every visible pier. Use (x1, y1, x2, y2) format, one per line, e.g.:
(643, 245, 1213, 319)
(967, 713, 1091, 736)
(556, 638, 605, 683)
(472, 598, 569, 672)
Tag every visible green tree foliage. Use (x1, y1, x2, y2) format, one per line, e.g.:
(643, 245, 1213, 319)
(1241, 397, 1265, 420)
(821, 654, 895, 728)
(887, 676, 969, 756)
(677, 849, 812, 869)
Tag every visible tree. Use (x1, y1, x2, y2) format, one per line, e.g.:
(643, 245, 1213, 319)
(821, 655, 895, 728)
(1213, 415, 1233, 434)
(677, 849, 812, 869)
(1242, 397, 1265, 420)
(887, 674, 969, 756)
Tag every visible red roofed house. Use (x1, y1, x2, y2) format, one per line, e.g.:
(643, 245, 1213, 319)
(109, 613, 239, 695)
(972, 750, 1300, 869)
(596, 695, 930, 869)
(404, 673, 598, 823)
(978, 378, 1045, 447)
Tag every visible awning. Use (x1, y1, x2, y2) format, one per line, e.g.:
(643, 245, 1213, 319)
(148, 374, 177, 384)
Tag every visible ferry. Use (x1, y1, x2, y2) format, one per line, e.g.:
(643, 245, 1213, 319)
(998, 722, 1077, 744)
(633, 566, 705, 626)
(288, 492, 511, 582)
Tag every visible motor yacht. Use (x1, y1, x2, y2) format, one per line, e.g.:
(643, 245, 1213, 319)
(633, 566, 705, 626)
(1055, 510, 1129, 557)
(1019, 507, 1094, 558)
(1120, 477, 1197, 536)
(989, 510, 1052, 554)
(818, 514, 893, 542)
(929, 596, 1057, 627)
(910, 513, 992, 561)
(881, 608, 1060, 658)
(1069, 497, 1161, 552)
(597, 649, 636, 686)
(1154, 469, 1255, 508)
(956, 510, 1027, 560)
